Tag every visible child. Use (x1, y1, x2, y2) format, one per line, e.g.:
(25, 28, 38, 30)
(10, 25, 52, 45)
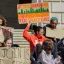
(38, 39, 61, 64)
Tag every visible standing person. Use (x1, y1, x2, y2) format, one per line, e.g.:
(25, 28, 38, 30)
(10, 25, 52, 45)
(0, 15, 12, 47)
(43, 17, 58, 37)
(23, 22, 48, 53)
(0, 15, 7, 26)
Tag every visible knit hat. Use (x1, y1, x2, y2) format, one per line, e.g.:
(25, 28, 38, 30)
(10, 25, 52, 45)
(50, 17, 58, 23)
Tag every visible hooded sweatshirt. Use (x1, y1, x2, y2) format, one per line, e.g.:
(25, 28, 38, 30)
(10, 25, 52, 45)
(23, 25, 48, 52)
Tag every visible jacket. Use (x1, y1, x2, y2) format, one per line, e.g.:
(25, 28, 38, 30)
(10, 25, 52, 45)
(23, 25, 48, 52)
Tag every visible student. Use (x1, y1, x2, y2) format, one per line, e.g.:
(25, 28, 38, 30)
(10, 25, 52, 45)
(23, 22, 48, 53)
(58, 38, 64, 64)
(30, 44, 42, 64)
(43, 17, 58, 36)
(3, 38, 19, 47)
(0, 15, 12, 47)
(38, 39, 61, 64)
(43, 17, 60, 59)
(3, 38, 12, 47)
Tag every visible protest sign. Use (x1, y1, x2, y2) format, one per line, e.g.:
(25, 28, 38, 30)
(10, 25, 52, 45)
(46, 27, 64, 39)
(0, 47, 30, 64)
(17, 2, 49, 24)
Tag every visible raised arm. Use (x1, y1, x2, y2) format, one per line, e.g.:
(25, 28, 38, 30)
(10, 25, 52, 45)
(23, 23, 31, 42)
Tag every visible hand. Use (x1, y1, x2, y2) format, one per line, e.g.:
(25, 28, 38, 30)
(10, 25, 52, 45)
(56, 56, 61, 64)
(27, 21, 31, 26)
(54, 37, 56, 41)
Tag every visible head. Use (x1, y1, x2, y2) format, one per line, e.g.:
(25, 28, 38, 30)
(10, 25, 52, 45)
(0, 15, 7, 26)
(50, 17, 58, 29)
(43, 39, 54, 54)
(11, 44, 19, 47)
(4, 38, 12, 47)
(33, 25, 44, 38)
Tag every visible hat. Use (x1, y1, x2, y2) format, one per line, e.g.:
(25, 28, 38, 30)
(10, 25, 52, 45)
(50, 17, 58, 23)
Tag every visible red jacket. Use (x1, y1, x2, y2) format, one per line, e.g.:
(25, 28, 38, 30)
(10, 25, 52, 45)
(23, 25, 48, 52)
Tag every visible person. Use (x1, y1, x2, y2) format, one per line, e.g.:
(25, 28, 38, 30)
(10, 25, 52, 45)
(57, 38, 64, 64)
(30, 44, 42, 64)
(3, 38, 12, 47)
(43, 17, 60, 59)
(43, 17, 58, 37)
(0, 15, 12, 47)
(3, 38, 19, 47)
(38, 39, 61, 64)
(23, 22, 48, 53)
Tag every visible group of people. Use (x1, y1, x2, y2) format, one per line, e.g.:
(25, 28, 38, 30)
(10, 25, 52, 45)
(23, 17, 64, 64)
(0, 14, 64, 64)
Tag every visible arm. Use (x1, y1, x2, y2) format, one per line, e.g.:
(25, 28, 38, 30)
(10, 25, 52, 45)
(23, 24, 31, 42)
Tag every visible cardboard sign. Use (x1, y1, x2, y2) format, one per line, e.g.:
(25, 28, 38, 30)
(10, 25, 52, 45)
(0, 26, 14, 43)
(0, 26, 14, 33)
(0, 47, 30, 64)
(17, 2, 50, 24)
(46, 27, 64, 39)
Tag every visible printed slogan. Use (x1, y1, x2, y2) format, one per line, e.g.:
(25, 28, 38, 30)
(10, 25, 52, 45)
(17, 2, 50, 24)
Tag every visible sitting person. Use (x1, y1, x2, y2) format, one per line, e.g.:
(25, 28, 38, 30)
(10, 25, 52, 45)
(3, 38, 12, 47)
(30, 44, 42, 64)
(38, 39, 61, 64)
(57, 38, 64, 64)
(3, 38, 19, 47)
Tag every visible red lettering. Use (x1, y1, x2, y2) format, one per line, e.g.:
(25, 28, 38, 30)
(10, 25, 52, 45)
(19, 19, 27, 23)
(41, 17, 49, 21)
(31, 3, 42, 8)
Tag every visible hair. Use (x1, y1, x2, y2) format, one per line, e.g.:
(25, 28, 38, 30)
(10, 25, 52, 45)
(4, 38, 12, 43)
(0, 15, 7, 26)
(43, 39, 54, 51)
(11, 44, 19, 47)
(32, 25, 43, 34)
(50, 17, 58, 24)
(36, 44, 42, 53)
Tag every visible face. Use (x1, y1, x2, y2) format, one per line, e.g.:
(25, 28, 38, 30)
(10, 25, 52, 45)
(37, 29, 44, 38)
(0, 19, 2, 26)
(46, 50, 51, 54)
(6, 39, 12, 47)
(51, 20, 58, 29)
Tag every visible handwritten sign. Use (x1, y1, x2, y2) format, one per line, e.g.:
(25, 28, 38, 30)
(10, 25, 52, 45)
(46, 27, 64, 39)
(0, 26, 14, 43)
(17, 2, 50, 24)
(0, 47, 30, 64)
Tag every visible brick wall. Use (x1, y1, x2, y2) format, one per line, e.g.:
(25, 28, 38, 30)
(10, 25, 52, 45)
(32, 0, 64, 28)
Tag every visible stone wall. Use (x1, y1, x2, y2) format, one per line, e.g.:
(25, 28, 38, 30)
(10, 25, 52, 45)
(32, 0, 64, 28)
